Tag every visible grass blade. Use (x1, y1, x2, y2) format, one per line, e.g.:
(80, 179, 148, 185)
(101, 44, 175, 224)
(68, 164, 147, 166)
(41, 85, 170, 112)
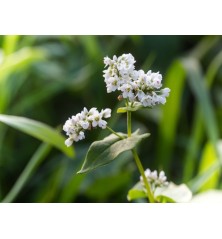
(156, 61, 186, 173)
(0, 114, 74, 157)
(2, 143, 51, 203)
(183, 51, 222, 181)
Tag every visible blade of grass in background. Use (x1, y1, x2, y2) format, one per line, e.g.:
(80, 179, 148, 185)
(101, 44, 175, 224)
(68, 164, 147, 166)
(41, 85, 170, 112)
(0, 47, 46, 83)
(0, 47, 46, 113)
(2, 35, 20, 56)
(157, 36, 221, 175)
(189, 36, 221, 60)
(181, 57, 221, 192)
(182, 58, 219, 157)
(58, 173, 85, 202)
(0, 114, 74, 157)
(141, 52, 156, 70)
(2, 143, 51, 203)
(79, 36, 103, 62)
(182, 109, 204, 181)
(156, 61, 186, 173)
(183, 51, 222, 181)
(198, 141, 221, 191)
(188, 162, 219, 193)
(36, 162, 67, 203)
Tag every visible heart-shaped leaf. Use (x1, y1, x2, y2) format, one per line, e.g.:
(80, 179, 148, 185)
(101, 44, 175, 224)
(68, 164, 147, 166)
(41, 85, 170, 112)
(127, 182, 147, 201)
(155, 183, 192, 203)
(77, 130, 150, 174)
(127, 182, 192, 203)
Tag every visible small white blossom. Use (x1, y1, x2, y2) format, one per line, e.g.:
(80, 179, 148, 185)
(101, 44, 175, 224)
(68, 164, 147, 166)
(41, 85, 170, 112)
(63, 107, 112, 146)
(140, 168, 169, 189)
(146, 70, 162, 89)
(117, 53, 135, 76)
(160, 87, 170, 97)
(105, 76, 120, 93)
(104, 56, 112, 67)
(101, 108, 111, 118)
(140, 94, 154, 107)
(65, 138, 73, 147)
(119, 83, 135, 101)
(79, 120, 89, 130)
(88, 111, 107, 129)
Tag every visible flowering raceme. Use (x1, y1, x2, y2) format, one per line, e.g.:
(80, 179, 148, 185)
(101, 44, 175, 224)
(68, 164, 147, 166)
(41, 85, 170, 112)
(63, 107, 111, 146)
(103, 53, 170, 107)
(60, 53, 180, 203)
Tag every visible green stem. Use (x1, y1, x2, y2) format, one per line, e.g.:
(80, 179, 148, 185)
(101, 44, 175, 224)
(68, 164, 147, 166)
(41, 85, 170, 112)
(131, 149, 155, 203)
(127, 110, 155, 203)
(106, 126, 125, 139)
(127, 111, 132, 137)
(2, 143, 51, 203)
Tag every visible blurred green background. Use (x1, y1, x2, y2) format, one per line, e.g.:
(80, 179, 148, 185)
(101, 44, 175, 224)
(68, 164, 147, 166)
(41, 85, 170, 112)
(0, 35, 222, 203)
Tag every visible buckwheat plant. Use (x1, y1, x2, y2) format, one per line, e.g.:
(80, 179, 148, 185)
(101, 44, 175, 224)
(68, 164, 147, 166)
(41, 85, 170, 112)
(63, 53, 192, 203)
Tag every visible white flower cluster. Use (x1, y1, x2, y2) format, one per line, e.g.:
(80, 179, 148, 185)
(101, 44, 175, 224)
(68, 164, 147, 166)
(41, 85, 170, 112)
(140, 168, 168, 188)
(103, 53, 170, 107)
(63, 107, 111, 147)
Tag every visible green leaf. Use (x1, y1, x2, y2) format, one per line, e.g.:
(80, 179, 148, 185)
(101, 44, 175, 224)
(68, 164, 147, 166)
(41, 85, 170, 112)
(2, 143, 52, 203)
(3, 35, 20, 56)
(0, 114, 74, 158)
(182, 58, 221, 192)
(0, 47, 46, 82)
(182, 58, 219, 153)
(188, 162, 219, 194)
(156, 61, 186, 173)
(127, 182, 192, 203)
(188, 140, 222, 193)
(198, 141, 222, 191)
(117, 102, 144, 113)
(127, 182, 147, 201)
(77, 130, 150, 174)
(191, 190, 222, 202)
(183, 52, 222, 182)
(154, 183, 192, 203)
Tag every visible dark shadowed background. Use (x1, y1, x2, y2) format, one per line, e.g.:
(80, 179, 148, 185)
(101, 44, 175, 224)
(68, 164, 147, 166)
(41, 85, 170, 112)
(0, 35, 222, 202)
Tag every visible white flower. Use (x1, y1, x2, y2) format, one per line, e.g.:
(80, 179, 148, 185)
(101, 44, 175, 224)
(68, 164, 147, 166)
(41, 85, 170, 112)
(63, 107, 111, 146)
(137, 90, 146, 101)
(103, 53, 170, 107)
(76, 131, 85, 141)
(88, 107, 98, 116)
(156, 95, 166, 105)
(140, 168, 168, 188)
(106, 76, 120, 93)
(80, 107, 89, 119)
(117, 53, 135, 76)
(140, 94, 154, 107)
(104, 56, 112, 67)
(161, 87, 170, 97)
(65, 138, 73, 147)
(89, 111, 107, 129)
(119, 83, 135, 101)
(101, 108, 111, 118)
(79, 120, 90, 129)
(158, 171, 168, 186)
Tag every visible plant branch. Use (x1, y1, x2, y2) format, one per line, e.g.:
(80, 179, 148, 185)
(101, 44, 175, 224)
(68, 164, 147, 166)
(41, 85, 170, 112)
(106, 126, 125, 139)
